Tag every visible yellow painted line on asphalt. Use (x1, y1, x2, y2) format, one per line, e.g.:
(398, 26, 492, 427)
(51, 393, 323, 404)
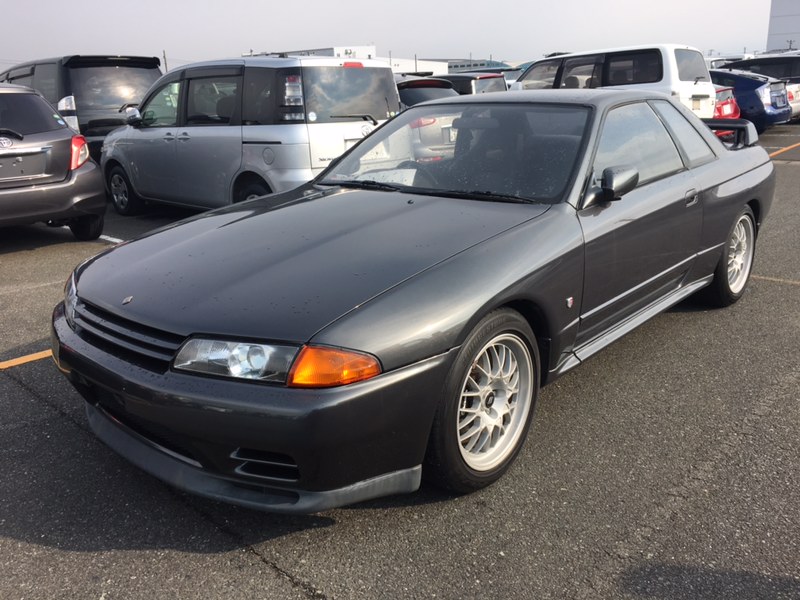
(752, 274, 800, 287)
(0, 350, 53, 370)
(769, 142, 800, 158)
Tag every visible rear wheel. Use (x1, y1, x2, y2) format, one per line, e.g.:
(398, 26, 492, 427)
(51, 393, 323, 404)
(703, 206, 757, 307)
(235, 179, 270, 203)
(108, 166, 144, 215)
(68, 214, 104, 241)
(425, 309, 539, 493)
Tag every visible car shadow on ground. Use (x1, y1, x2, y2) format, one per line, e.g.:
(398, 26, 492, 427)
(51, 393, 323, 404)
(0, 223, 88, 254)
(618, 562, 800, 599)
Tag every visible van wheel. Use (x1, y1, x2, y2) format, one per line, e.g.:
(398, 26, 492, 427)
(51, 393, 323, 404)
(108, 166, 144, 215)
(69, 214, 104, 241)
(235, 180, 270, 203)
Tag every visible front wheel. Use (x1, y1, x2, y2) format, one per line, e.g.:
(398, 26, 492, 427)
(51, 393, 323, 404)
(703, 206, 757, 307)
(424, 309, 539, 493)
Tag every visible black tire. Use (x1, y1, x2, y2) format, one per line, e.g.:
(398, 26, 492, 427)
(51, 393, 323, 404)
(235, 180, 270, 203)
(68, 214, 104, 241)
(108, 166, 144, 215)
(701, 206, 757, 307)
(424, 309, 540, 493)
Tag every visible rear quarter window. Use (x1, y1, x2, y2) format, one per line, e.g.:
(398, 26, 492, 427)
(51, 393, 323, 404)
(606, 51, 662, 85)
(0, 92, 67, 134)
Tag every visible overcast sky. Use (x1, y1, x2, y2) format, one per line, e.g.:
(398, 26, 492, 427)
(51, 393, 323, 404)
(3, 0, 773, 70)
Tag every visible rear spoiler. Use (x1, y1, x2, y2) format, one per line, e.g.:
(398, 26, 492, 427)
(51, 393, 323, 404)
(702, 118, 758, 148)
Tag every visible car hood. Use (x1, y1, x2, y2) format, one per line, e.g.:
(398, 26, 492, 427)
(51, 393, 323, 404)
(76, 188, 550, 342)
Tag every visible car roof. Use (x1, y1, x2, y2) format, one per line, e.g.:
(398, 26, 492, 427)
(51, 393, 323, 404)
(418, 88, 674, 109)
(529, 43, 702, 63)
(440, 72, 506, 81)
(173, 56, 392, 70)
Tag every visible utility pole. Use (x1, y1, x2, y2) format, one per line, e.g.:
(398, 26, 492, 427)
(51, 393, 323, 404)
(788, 40, 796, 51)
(162, 50, 168, 72)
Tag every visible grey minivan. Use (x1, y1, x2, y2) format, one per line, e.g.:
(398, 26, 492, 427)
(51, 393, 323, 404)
(101, 55, 401, 214)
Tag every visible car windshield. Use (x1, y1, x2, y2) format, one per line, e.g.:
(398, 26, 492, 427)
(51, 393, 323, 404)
(319, 102, 590, 203)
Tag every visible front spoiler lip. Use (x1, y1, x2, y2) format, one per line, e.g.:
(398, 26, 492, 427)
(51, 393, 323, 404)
(87, 401, 422, 514)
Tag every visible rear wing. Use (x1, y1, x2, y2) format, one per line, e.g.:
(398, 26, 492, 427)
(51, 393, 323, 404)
(702, 118, 758, 148)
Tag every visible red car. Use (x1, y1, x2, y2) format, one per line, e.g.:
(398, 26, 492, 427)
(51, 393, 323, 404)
(713, 84, 741, 138)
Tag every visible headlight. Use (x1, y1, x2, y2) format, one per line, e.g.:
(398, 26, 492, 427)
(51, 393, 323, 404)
(174, 338, 299, 382)
(64, 272, 78, 329)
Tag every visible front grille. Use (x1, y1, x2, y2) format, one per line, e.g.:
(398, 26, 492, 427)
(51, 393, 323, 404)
(232, 447, 300, 482)
(75, 300, 184, 370)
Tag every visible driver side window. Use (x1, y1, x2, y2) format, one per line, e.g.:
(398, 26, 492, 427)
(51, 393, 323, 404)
(141, 82, 181, 127)
(594, 102, 684, 186)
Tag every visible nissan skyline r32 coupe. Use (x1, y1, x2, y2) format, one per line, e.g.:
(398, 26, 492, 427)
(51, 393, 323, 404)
(51, 90, 775, 514)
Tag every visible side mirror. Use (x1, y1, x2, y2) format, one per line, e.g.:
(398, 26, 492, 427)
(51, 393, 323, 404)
(125, 107, 142, 126)
(584, 166, 639, 208)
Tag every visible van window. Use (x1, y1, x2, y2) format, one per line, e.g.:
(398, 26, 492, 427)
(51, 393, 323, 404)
(594, 102, 683, 185)
(242, 67, 280, 125)
(187, 76, 240, 125)
(140, 82, 181, 127)
(518, 60, 561, 89)
(562, 57, 601, 88)
(4, 66, 33, 88)
(69, 65, 161, 110)
(606, 51, 662, 85)
(32, 63, 59, 104)
(303, 66, 399, 123)
(675, 49, 710, 82)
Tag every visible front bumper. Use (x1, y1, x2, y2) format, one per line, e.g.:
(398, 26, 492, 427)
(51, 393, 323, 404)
(0, 161, 106, 228)
(51, 303, 455, 513)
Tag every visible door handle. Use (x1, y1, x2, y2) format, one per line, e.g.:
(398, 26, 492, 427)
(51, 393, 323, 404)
(162, 133, 175, 142)
(684, 189, 699, 207)
(177, 132, 191, 141)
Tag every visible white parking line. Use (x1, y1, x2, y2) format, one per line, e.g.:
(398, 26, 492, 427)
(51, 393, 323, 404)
(100, 234, 124, 244)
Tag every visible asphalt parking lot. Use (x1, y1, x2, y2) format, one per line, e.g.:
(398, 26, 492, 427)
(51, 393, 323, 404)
(1, 124, 799, 599)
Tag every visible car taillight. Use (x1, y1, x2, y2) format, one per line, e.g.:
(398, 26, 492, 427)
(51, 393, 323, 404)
(758, 86, 772, 107)
(788, 90, 795, 102)
(409, 117, 437, 129)
(281, 74, 305, 122)
(70, 135, 89, 170)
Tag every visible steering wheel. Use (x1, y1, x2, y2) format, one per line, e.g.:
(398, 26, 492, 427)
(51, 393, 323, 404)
(396, 160, 439, 187)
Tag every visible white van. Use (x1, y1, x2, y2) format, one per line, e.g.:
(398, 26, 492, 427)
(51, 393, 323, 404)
(512, 44, 717, 118)
(101, 55, 401, 214)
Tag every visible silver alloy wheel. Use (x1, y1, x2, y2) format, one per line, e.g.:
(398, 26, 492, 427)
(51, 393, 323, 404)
(456, 333, 533, 472)
(110, 173, 129, 212)
(727, 213, 755, 295)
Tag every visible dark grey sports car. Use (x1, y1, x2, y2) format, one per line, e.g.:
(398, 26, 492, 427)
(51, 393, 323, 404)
(51, 90, 775, 513)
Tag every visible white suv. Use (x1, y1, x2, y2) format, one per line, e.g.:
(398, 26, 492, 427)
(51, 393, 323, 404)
(511, 44, 717, 119)
(101, 55, 400, 214)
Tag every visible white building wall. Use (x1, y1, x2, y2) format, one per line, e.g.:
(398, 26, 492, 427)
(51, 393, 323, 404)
(767, 0, 800, 52)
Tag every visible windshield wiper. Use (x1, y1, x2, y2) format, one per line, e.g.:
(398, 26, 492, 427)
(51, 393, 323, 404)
(420, 188, 538, 204)
(319, 179, 404, 192)
(0, 128, 24, 140)
(330, 114, 378, 126)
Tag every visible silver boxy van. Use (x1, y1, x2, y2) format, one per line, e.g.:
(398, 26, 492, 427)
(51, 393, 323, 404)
(101, 56, 401, 214)
(511, 44, 717, 119)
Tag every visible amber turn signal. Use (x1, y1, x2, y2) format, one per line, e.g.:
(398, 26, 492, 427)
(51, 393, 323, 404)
(288, 346, 382, 388)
